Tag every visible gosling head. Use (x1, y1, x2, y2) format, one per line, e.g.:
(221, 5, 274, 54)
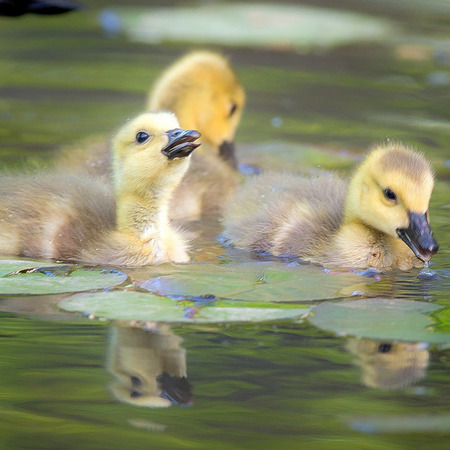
(346, 142, 439, 262)
(148, 51, 245, 161)
(112, 111, 201, 196)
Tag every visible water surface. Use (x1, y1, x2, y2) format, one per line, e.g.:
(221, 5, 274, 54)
(0, 1, 449, 448)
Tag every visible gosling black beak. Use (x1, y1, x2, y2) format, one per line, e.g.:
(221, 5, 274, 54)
(157, 373, 194, 406)
(161, 128, 201, 160)
(218, 140, 238, 169)
(397, 212, 439, 262)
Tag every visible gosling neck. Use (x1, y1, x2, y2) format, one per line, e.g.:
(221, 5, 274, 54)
(342, 168, 363, 226)
(115, 181, 176, 240)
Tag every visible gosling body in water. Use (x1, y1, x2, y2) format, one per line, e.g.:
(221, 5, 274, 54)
(0, 112, 200, 267)
(222, 142, 439, 270)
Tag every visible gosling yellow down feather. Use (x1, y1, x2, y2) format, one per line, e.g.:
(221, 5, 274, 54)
(0, 112, 200, 267)
(222, 142, 439, 270)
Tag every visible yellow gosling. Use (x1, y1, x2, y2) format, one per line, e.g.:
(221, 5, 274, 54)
(222, 142, 439, 270)
(0, 112, 200, 267)
(149, 51, 245, 220)
(148, 50, 245, 166)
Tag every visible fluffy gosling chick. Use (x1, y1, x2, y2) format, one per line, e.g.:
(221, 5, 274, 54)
(222, 142, 439, 270)
(0, 112, 200, 266)
(148, 50, 246, 168)
(149, 51, 245, 220)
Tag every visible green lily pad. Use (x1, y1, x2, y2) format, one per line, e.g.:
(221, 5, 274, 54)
(116, 4, 394, 50)
(0, 260, 127, 295)
(432, 307, 450, 333)
(309, 299, 450, 344)
(0, 259, 50, 277)
(140, 262, 383, 302)
(59, 290, 309, 323)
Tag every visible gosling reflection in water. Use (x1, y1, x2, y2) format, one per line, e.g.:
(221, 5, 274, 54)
(346, 338, 429, 391)
(106, 323, 193, 408)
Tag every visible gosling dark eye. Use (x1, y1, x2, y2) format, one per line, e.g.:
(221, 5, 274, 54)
(130, 376, 142, 387)
(136, 131, 150, 144)
(229, 103, 238, 117)
(383, 188, 397, 202)
(378, 343, 392, 353)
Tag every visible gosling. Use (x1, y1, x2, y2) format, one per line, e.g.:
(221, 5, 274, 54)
(222, 142, 439, 271)
(0, 112, 200, 267)
(148, 50, 245, 167)
(149, 51, 246, 219)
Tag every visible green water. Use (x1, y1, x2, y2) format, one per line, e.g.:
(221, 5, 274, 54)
(0, 1, 449, 448)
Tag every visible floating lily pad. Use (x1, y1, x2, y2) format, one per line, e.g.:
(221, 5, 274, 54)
(59, 290, 309, 323)
(0, 260, 127, 295)
(0, 259, 49, 277)
(432, 307, 450, 333)
(115, 4, 395, 50)
(309, 299, 450, 344)
(139, 262, 382, 302)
